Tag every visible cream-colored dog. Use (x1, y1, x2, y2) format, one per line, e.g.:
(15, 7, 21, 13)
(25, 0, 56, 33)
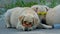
(46, 5, 60, 26)
(5, 7, 52, 31)
(31, 5, 50, 12)
(31, 5, 50, 25)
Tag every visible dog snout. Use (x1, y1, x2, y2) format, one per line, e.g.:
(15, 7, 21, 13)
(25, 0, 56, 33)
(22, 21, 32, 27)
(24, 28, 28, 31)
(24, 27, 32, 31)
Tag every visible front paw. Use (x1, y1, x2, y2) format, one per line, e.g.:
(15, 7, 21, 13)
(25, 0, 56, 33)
(29, 26, 36, 31)
(5, 25, 12, 28)
(28, 27, 34, 31)
(16, 25, 23, 31)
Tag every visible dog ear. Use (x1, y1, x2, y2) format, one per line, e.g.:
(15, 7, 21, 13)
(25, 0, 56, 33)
(45, 7, 49, 11)
(19, 16, 25, 21)
(33, 18, 38, 25)
(32, 7, 38, 12)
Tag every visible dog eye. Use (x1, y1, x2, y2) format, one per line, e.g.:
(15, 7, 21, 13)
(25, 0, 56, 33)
(23, 21, 27, 24)
(29, 22, 32, 24)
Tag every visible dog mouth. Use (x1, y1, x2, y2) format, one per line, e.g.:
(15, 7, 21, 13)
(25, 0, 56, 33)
(22, 21, 33, 27)
(22, 21, 33, 31)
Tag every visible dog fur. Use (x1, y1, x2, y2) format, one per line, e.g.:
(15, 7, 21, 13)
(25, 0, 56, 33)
(31, 5, 50, 24)
(5, 7, 52, 31)
(46, 5, 60, 26)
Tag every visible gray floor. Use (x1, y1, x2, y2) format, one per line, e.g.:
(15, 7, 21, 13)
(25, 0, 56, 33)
(0, 15, 60, 34)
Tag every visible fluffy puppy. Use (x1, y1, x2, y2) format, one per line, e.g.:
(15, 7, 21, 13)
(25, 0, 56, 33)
(5, 7, 40, 31)
(46, 5, 60, 26)
(31, 5, 50, 25)
(5, 7, 52, 31)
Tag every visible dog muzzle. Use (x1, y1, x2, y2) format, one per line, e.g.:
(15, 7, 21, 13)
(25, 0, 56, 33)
(22, 21, 32, 27)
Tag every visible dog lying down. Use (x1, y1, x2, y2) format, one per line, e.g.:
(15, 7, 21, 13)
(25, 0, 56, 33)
(31, 5, 50, 25)
(4, 7, 52, 31)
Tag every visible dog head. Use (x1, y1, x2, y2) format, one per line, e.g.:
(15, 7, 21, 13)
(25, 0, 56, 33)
(18, 15, 38, 31)
(31, 5, 49, 12)
(31, 5, 49, 20)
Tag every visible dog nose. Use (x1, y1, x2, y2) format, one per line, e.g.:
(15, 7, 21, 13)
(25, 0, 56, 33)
(24, 29, 28, 31)
(24, 28, 28, 31)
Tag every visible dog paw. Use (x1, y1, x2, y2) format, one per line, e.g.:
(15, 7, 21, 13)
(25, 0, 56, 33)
(5, 25, 12, 28)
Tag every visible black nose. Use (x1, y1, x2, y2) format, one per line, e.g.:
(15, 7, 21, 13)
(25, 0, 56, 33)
(24, 28, 28, 31)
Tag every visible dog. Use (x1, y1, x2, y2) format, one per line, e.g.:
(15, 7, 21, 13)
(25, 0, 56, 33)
(31, 5, 50, 25)
(5, 7, 52, 31)
(46, 5, 60, 26)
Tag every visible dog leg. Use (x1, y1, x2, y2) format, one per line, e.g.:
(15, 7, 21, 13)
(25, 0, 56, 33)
(5, 15, 12, 28)
(16, 22, 23, 30)
(5, 11, 12, 28)
(37, 23, 53, 29)
(41, 24, 52, 29)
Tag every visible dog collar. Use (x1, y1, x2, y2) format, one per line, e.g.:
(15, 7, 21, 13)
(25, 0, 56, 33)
(37, 11, 47, 16)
